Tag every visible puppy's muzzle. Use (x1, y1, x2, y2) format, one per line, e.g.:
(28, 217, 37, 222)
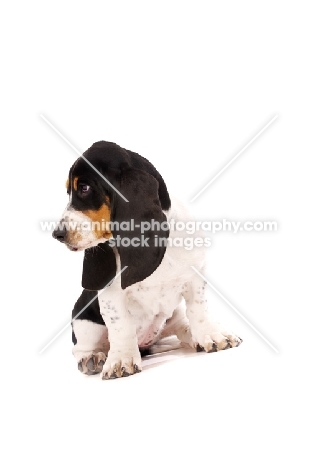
(52, 225, 67, 243)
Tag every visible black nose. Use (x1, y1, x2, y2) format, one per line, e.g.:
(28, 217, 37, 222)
(52, 226, 67, 243)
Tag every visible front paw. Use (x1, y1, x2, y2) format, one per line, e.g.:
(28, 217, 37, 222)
(78, 351, 106, 375)
(101, 351, 142, 380)
(194, 327, 243, 353)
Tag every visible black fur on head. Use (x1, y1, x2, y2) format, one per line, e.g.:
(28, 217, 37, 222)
(69, 141, 171, 290)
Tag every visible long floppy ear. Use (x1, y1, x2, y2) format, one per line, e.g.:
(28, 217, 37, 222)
(82, 242, 116, 291)
(111, 168, 170, 290)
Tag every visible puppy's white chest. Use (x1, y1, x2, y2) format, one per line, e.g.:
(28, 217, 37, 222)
(127, 282, 183, 348)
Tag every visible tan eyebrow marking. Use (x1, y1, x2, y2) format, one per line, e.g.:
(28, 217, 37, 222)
(73, 177, 79, 191)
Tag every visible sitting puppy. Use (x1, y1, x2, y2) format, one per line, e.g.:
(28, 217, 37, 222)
(53, 141, 242, 379)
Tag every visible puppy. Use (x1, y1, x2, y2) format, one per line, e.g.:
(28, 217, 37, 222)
(53, 141, 242, 379)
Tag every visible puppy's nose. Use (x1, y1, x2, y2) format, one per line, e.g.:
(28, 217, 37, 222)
(52, 225, 67, 243)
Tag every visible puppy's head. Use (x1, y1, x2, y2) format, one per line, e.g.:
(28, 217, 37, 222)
(53, 141, 171, 289)
(54, 157, 113, 252)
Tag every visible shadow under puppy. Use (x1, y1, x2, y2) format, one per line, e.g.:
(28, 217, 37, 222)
(53, 141, 242, 379)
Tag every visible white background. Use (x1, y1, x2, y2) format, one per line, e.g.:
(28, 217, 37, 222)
(1, 1, 310, 466)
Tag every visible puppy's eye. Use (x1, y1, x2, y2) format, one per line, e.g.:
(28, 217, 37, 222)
(79, 184, 90, 194)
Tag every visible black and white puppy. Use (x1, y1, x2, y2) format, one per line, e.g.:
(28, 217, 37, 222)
(53, 141, 242, 379)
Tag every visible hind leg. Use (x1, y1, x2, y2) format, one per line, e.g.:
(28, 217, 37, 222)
(72, 290, 109, 375)
(159, 300, 195, 349)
